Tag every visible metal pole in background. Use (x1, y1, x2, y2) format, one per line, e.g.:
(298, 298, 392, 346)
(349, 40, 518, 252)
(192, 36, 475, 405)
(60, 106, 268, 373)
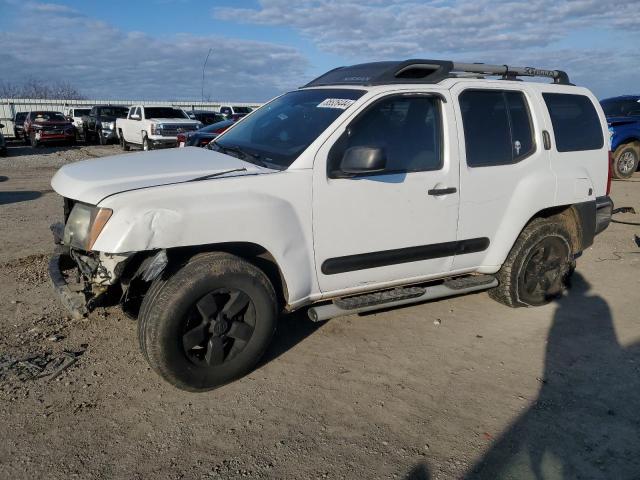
(201, 48, 213, 104)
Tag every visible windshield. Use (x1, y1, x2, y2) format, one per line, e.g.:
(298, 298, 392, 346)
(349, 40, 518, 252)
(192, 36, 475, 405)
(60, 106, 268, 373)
(232, 106, 252, 114)
(601, 98, 640, 117)
(213, 89, 365, 169)
(145, 107, 188, 119)
(32, 111, 66, 122)
(99, 107, 129, 118)
(74, 109, 90, 116)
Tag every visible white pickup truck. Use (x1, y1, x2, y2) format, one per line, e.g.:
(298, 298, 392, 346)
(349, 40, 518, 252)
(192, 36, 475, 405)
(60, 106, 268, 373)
(116, 105, 202, 150)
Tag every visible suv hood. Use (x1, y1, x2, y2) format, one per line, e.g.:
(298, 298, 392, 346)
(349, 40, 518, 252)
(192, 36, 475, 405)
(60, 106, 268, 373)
(34, 120, 72, 127)
(607, 115, 638, 126)
(51, 147, 271, 204)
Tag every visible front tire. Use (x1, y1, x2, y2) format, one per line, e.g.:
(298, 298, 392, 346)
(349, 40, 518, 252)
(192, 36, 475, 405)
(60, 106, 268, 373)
(142, 135, 152, 151)
(98, 129, 108, 145)
(30, 132, 38, 148)
(138, 252, 278, 391)
(119, 131, 130, 151)
(612, 144, 639, 179)
(489, 219, 573, 308)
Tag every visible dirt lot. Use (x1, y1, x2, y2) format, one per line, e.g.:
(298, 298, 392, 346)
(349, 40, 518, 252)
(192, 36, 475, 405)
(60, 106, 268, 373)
(0, 141, 639, 480)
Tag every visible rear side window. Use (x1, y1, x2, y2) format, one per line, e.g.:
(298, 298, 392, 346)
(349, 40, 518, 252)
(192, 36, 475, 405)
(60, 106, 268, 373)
(460, 90, 535, 167)
(542, 93, 604, 152)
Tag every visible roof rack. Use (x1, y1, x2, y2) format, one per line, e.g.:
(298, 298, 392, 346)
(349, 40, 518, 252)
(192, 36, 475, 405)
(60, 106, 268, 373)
(303, 59, 572, 88)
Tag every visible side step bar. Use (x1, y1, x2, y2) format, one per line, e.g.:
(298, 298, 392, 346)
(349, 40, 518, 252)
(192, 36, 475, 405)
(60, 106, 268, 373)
(307, 275, 498, 322)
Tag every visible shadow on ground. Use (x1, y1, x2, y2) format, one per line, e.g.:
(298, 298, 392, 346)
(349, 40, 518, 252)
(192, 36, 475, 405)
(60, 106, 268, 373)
(465, 272, 640, 479)
(258, 309, 323, 367)
(0, 190, 42, 205)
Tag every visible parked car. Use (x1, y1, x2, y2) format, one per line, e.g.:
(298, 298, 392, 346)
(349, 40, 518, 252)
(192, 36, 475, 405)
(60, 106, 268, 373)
(64, 107, 92, 139)
(13, 112, 28, 139)
(600, 95, 640, 179)
(0, 124, 6, 156)
(49, 59, 612, 391)
(82, 105, 129, 145)
(23, 111, 75, 147)
(219, 105, 252, 121)
(187, 110, 227, 126)
(178, 119, 234, 147)
(116, 105, 202, 151)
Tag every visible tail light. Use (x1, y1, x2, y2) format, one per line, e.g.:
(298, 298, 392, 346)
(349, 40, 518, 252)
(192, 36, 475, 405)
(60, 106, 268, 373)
(606, 151, 613, 195)
(199, 138, 211, 146)
(214, 126, 229, 134)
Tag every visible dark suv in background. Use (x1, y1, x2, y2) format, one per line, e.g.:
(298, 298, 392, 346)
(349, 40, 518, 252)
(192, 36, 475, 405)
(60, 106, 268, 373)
(187, 110, 226, 125)
(82, 105, 130, 145)
(601, 95, 640, 179)
(13, 112, 28, 139)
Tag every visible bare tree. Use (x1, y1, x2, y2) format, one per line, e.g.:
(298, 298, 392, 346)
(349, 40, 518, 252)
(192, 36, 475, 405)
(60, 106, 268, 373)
(0, 78, 86, 99)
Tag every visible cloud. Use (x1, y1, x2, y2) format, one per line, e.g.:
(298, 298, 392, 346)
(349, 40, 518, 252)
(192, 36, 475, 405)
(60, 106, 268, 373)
(0, 2, 309, 101)
(214, 0, 640, 97)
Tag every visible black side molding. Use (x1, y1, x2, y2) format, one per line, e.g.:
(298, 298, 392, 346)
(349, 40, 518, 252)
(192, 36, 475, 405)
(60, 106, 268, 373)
(321, 238, 490, 275)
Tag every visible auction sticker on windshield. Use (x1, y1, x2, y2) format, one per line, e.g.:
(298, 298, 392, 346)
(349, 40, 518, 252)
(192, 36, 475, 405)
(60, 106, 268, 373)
(317, 98, 356, 109)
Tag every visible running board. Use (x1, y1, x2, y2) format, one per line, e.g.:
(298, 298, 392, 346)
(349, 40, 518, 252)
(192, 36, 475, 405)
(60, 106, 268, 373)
(307, 275, 498, 322)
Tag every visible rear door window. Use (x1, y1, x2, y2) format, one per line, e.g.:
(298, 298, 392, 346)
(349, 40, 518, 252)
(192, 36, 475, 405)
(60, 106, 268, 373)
(542, 93, 604, 152)
(459, 90, 535, 167)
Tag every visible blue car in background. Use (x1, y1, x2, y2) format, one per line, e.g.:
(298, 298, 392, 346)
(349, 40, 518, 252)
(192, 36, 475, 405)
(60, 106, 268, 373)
(601, 95, 640, 179)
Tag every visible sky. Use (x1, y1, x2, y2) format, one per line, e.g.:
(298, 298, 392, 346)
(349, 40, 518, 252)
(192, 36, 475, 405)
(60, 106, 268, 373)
(0, 0, 638, 102)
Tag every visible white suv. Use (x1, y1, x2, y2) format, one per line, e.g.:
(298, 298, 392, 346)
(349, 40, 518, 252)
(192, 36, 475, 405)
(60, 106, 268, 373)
(49, 60, 613, 391)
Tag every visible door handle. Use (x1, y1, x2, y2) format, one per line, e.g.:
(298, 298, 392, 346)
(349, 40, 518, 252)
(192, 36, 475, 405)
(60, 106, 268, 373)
(428, 187, 457, 196)
(542, 130, 552, 150)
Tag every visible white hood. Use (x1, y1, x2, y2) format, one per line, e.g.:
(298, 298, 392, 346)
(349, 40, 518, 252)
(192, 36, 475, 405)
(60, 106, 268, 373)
(51, 147, 269, 205)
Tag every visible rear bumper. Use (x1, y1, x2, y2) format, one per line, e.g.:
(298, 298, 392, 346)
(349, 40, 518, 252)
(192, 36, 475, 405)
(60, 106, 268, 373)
(595, 195, 613, 235)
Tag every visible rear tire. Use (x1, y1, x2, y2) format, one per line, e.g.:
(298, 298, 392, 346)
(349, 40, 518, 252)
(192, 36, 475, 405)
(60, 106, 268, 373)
(489, 219, 573, 308)
(612, 144, 639, 179)
(138, 252, 278, 391)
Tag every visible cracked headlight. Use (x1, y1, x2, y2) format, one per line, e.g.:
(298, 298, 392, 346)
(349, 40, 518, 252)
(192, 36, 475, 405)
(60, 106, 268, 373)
(63, 203, 112, 250)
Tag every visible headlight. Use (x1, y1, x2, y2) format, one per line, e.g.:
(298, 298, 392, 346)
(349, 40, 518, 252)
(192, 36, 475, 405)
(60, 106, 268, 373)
(101, 121, 115, 130)
(63, 203, 112, 250)
(151, 124, 163, 135)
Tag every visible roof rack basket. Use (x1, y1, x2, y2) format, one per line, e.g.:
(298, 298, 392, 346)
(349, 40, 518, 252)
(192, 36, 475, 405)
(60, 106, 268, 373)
(303, 59, 572, 87)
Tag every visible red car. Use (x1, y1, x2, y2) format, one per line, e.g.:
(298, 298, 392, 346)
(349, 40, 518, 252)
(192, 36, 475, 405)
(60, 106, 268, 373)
(23, 111, 76, 147)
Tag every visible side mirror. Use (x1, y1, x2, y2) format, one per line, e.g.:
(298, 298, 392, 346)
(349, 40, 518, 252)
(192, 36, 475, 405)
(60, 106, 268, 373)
(0, 124, 4, 129)
(339, 146, 386, 175)
(131, 114, 141, 120)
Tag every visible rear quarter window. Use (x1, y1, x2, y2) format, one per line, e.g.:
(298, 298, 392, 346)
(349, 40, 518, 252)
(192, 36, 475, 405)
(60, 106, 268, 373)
(542, 93, 604, 152)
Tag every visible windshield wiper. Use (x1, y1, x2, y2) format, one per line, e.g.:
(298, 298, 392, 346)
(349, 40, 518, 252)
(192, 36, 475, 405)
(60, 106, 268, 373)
(189, 168, 247, 182)
(211, 141, 270, 168)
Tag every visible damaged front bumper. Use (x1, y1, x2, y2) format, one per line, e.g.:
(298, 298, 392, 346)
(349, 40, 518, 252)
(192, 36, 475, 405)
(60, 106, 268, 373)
(48, 222, 168, 319)
(49, 247, 90, 320)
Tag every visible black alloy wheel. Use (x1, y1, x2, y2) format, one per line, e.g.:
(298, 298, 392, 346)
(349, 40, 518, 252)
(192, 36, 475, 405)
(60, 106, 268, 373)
(518, 236, 570, 306)
(182, 288, 255, 366)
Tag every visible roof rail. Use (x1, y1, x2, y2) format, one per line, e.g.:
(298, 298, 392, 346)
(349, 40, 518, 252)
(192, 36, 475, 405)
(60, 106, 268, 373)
(303, 59, 572, 88)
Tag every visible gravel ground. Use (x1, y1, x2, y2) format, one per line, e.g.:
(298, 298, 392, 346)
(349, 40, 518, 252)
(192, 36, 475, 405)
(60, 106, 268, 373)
(0, 141, 639, 479)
